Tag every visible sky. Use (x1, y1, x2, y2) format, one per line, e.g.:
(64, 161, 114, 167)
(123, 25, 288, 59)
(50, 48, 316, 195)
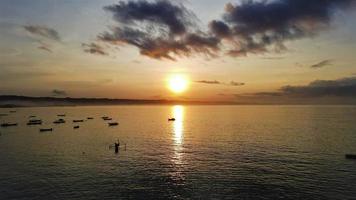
(1, 0, 356, 103)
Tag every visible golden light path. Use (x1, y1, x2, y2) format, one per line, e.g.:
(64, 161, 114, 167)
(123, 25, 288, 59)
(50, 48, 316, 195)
(171, 105, 185, 170)
(172, 105, 184, 145)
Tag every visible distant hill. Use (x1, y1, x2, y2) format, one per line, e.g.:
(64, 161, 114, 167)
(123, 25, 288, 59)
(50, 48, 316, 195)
(0, 95, 228, 107)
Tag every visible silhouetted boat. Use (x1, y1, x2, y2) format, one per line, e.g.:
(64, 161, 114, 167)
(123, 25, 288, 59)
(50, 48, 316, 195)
(9, 111, 16, 113)
(27, 122, 42, 125)
(168, 118, 176, 121)
(108, 122, 119, 126)
(73, 126, 80, 129)
(53, 119, 65, 124)
(29, 116, 36, 118)
(1, 123, 18, 127)
(345, 154, 356, 159)
(27, 120, 42, 125)
(73, 120, 84, 123)
(87, 117, 94, 120)
(57, 114, 66, 117)
(102, 117, 112, 121)
(40, 128, 53, 132)
(29, 119, 42, 123)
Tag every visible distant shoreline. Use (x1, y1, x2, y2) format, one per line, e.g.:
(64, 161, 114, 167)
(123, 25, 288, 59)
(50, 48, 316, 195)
(1, 95, 356, 107)
(0, 95, 233, 107)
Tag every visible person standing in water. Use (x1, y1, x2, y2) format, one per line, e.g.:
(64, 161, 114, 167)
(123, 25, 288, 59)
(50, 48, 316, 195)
(114, 139, 120, 153)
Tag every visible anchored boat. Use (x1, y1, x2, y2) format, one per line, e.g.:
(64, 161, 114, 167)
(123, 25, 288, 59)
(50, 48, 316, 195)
(108, 122, 119, 126)
(1, 123, 18, 127)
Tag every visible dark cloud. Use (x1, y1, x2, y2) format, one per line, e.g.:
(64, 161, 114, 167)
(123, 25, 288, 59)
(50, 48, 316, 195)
(96, 0, 355, 60)
(51, 89, 67, 96)
(240, 77, 356, 98)
(82, 43, 108, 56)
(196, 80, 245, 86)
(230, 81, 245, 86)
(98, 0, 220, 60)
(23, 25, 61, 41)
(196, 80, 221, 84)
(310, 59, 333, 68)
(38, 45, 52, 53)
(103, 0, 195, 36)
(214, 0, 355, 57)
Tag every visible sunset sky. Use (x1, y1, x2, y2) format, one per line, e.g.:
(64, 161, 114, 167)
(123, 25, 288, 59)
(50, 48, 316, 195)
(1, 0, 356, 103)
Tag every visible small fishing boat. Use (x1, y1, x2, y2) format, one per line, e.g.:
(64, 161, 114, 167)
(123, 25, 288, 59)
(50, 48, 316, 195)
(87, 117, 94, 120)
(27, 120, 42, 125)
(40, 128, 53, 132)
(29, 119, 42, 123)
(168, 118, 176, 121)
(1, 123, 18, 127)
(102, 117, 112, 121)
(345, 154, 356, 159)
(53, 119, 66, 124)
(29, 115, 36, 118)
(57, 114, 66, 117)
(73, 126, 80, 129)
(108, 122, 119, 126)
(73, 120, 84, 123)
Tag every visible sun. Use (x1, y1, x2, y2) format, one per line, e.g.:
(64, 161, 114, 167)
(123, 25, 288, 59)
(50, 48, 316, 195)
(168, 74, 189, 94)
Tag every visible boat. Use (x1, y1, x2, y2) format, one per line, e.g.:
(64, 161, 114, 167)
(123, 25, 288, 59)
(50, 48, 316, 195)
(87, 117, 94, 120)
(29, 115, 36, 118)
(168, 118, 176, 121)
(108, 122, 119, 126)
(40, 128, 53, 132)
(9, 111, 16, 113)
(1, 123, 18, 127)
(345, 154, 356, 159)
(102, 117, 112, 121)
(29, 119, 42, 123)
(53, 119, 66, 124)
(57, 114, 66, 117)
(73, 120, 84, 123)
(27, 120, 42, 125)
(73, 126, 80, 129)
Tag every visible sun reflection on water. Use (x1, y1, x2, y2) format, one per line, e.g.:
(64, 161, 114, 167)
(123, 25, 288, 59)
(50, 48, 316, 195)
(170, 105, 185, 182)
(172, 105, 184, 145)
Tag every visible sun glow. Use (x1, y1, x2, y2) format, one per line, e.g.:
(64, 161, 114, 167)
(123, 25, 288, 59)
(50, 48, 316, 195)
(168, 74, 189, 94)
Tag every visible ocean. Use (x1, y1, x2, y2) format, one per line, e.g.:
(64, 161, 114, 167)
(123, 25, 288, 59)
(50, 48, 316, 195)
(1, 105, 356, 199)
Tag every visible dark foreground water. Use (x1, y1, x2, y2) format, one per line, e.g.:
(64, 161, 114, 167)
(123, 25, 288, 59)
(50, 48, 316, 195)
(0, 105, 356, 199)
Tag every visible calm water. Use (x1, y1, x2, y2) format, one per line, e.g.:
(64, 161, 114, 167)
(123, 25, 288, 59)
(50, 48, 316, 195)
(0, 105, 356, 199)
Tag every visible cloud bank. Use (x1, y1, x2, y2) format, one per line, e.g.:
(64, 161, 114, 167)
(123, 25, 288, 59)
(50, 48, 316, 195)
(196, 80, 245, 86)
(97, 0, 219, 60)
(239, 76, 356, 98)
(96, 0, 355, 60)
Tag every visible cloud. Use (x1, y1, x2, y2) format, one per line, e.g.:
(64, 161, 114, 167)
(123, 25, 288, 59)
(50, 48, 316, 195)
(51, 89, 67, 96)
(96, 0, 355, 60)
(310, 59, 333, 68)
(98, 0, 220, 60)
(230, 81, 245, 86)
(23, 25, 61, 41)
(240, 76, 356, 98)
(213, 0, 355, 57)
(195, 80, 245, 86)
(82, 43, 108, 56)
(38, 45, 52, 53)
(195, 80, 221, 84)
